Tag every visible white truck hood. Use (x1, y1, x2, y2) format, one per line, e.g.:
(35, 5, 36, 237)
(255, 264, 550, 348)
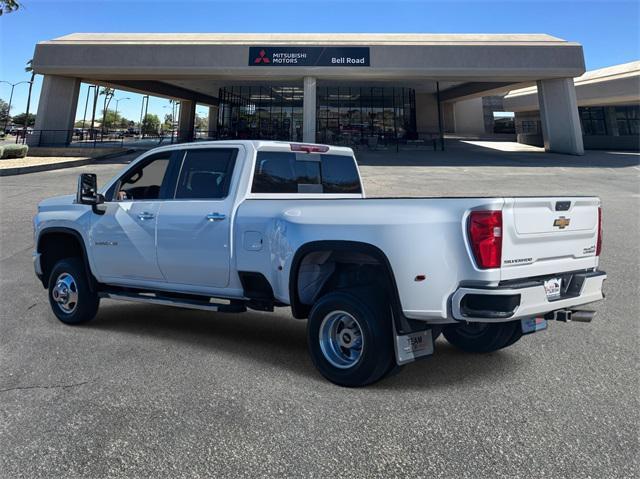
(38, 194, 75, 210)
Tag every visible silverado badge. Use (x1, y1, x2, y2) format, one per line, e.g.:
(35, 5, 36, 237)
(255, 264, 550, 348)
(553, 216, 570, 229)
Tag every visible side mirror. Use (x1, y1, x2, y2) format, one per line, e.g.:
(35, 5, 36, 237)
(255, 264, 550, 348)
(76, 173, 104, 205)
(76, 173, 105, 213)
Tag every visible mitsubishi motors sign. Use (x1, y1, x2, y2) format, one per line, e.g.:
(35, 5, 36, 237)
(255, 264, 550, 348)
(249, 46, 370, 67)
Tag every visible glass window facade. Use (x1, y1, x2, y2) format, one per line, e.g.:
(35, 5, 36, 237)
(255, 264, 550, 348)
(316, 86, 416, 146)
(216, 85, 416, 144)
(579, 106, 607, 136)
(218, 86, 304, 141)
(614, 105, 639, 136)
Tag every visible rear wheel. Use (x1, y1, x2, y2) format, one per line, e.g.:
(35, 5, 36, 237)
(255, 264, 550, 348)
(443, 320, 522, 353)
(307, 290, 397, 387)
(48, 257, 99, 325)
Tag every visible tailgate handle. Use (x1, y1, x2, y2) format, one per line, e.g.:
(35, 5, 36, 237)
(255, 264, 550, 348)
(555, 201, 571, 211)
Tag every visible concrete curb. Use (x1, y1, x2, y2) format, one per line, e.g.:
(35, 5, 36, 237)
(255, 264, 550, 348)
(0, 150, 135, 176)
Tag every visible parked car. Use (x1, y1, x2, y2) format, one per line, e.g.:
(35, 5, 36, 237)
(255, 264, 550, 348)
(33, 141, 606, 386)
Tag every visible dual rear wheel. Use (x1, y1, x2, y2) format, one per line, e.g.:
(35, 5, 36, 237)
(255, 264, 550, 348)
(307, 289, 524, 387)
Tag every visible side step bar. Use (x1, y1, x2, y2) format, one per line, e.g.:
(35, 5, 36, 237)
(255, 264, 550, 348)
(99, 291, 247, 313)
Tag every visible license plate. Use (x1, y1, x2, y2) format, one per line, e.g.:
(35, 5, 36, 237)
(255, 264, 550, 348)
(394, 329, 434, 365)
(521, 317, 548, 334)
(543, 277, 562, 300)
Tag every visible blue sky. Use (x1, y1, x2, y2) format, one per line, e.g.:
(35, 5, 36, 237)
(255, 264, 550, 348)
(1, 0, 638, 123)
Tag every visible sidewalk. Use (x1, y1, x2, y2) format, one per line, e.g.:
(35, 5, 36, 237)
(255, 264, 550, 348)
(0, 148, 137, 176)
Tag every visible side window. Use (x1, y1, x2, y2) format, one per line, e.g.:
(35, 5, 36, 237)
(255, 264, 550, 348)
(251, 152, 362, 194)
(114, 153, 172, 201)
(174, 148, 238, 200)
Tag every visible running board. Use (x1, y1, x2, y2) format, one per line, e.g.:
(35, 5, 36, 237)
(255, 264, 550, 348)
(99, 291, 247, 313)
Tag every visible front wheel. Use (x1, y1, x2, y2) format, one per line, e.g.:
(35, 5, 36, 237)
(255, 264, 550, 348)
(307, 290, 396, 387)
(48, 257, 99, 325)
(443, 320, 522, 353)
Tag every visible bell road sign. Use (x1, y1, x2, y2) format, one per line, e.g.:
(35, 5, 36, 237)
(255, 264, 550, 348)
(249, 47, 370, 67)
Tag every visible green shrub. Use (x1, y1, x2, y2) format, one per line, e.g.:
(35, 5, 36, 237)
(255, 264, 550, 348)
(1, 144, 29, 159)
(0, 146, 3, 158)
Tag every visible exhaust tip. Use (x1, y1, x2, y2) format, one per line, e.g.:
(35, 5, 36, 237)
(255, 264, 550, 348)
(570, 310, 596, 323)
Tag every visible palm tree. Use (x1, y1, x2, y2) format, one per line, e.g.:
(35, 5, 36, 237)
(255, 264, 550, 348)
(22, 59, 35, 141)
(99, 87, 115, 133)
(0, 0, 21, 15)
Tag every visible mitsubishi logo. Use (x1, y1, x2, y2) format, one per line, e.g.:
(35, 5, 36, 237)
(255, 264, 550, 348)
(254, 49, 270, 64)
(553, 216, 571, 229)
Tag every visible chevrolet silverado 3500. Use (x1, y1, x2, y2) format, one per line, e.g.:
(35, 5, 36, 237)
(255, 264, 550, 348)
(33, 141, 606, 386)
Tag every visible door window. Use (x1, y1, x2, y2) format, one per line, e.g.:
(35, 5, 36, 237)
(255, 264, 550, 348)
(113, 153, 172, 201)
(174, 148, 238, 200)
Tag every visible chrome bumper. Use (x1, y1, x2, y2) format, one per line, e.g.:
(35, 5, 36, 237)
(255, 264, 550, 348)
(451, 270, 606, 323)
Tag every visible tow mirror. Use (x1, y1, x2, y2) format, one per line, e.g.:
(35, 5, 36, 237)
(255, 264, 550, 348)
(76, 173, 105, 213)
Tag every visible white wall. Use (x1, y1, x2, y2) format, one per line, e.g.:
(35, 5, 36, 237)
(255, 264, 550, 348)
(452, 97, 485, 134)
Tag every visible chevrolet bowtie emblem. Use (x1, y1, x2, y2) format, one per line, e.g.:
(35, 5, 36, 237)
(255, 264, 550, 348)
(553, 216, 571, 229)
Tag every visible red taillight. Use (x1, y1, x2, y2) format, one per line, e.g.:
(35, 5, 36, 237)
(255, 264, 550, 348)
(596, 206, 603, 256)
(290, 143, 329, 153)
(468, 210, 503, 269)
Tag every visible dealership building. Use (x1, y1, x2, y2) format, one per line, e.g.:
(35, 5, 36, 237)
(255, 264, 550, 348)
(504, 61, 639, 151)
(31, 33, 589, 154)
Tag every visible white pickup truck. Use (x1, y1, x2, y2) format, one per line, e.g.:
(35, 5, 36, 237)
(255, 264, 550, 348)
(34, 141, 606, 386)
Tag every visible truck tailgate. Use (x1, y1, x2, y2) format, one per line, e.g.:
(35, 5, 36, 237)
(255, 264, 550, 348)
(501, 197, 600, 280)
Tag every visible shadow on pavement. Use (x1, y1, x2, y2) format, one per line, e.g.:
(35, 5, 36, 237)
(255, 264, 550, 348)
(88, 301, 523, 389)
(356, 140, 640, 168)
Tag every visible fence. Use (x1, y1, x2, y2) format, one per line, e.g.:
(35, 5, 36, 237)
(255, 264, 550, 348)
(12, 129, 444, 152)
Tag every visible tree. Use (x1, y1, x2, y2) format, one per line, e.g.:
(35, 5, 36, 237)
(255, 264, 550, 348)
(101, 109, 124, 129)
(163, 113, 174, 132)
(141, 114, 160, 135)
(0, 99, 9, 125)
(195, 114, 208, 131)
(99, 87, 115, 132)
(0, 0, 21, 15)
(11, 112, 35, 127)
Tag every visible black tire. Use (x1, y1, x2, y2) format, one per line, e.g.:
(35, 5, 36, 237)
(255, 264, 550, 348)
(48, 257, 99, 325)
(307, 290, 397, 387)
(443, 320, 522, 353)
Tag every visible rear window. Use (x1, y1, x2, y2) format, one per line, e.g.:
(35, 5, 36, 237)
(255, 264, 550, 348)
(251, 152, 362, 194)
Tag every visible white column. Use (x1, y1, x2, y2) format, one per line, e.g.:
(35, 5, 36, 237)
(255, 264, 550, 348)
(537, 78, 584, 155)
(178, 100, 196, 142)
(29, 75, 81, 146)
(302, 76, 317, 143)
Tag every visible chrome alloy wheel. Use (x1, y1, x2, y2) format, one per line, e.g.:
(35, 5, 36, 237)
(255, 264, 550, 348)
(51, 272, 79, 314)
(319, 310, 364, 369)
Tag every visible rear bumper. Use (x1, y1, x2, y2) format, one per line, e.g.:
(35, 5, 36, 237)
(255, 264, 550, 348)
(451, 270, 606, 323)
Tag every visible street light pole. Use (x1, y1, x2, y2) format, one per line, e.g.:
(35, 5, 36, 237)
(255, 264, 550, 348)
(113, 97, 130, 129)
(0, 80, 32, 133)
(89, 86, 99, 141)
(139, 95, 149, 138)
(81, 85, 95, 135)
(22, 75, 35, 143)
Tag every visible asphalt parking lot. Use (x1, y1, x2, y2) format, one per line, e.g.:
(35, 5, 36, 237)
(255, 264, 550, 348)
(1, 143, 638, 478)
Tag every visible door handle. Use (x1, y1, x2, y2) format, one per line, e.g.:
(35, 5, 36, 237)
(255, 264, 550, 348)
(206, 213, 226, 222)
(137, 211, 155, 220)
